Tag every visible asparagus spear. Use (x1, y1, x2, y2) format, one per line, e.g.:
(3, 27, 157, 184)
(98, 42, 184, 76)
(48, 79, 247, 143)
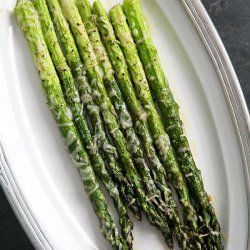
(32, 0, 133, 246)
(77, 0, 190, 248)
(45, 0, 141, 220)
(76, 0, 171, 224)
(57, 0, 173, 246)
(14, 1, 126, 248)
(123, 0, 223, 248)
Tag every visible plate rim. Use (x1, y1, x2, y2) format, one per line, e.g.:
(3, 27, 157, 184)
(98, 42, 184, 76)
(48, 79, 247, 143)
(0, 0, 249, 249)
(182, 1, 250, 248)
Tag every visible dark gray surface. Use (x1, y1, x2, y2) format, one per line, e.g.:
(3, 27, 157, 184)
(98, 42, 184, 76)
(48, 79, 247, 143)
(0, 187, 34, 250)
(202, 0, 250, 108)
(0, 1, 249, 249)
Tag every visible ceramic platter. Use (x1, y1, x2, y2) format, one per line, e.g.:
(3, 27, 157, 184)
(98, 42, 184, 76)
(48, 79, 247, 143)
(0, 0, 249, 249)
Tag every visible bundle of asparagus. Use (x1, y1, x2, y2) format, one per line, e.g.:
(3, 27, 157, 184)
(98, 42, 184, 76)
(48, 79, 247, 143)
(14, 1, 126, 248)
(15, 0, 223, 249)
(122, 1, 222, 248)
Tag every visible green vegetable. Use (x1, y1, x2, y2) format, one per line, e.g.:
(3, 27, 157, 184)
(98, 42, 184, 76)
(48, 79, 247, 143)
(110, 5, 204, 248)
(33, 0, 133, 246)
(92, 1, 201, 248)
(123, 0, 223, 248)
(76, 0, 177, 237)
(76, 0, 154, 198)
(76, 0, 189, 247)
(58, 0, 173, 246)
(45, 0, 141, 221)
(14, 1, 126, 248)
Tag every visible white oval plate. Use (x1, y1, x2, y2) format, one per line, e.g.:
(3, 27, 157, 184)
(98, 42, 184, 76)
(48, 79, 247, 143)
(0, 0, 249, 249)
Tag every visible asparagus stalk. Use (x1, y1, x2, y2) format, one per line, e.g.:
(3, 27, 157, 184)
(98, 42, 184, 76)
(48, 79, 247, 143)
(32, 0, 133, 246)
(77, 0, 190, 248)
(45, 0, 141, 221)
(57, 0, 173, 246)
(123, 0, 223, 248)
(76, 0, 171, 224)
(14, 1, 126, 248)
